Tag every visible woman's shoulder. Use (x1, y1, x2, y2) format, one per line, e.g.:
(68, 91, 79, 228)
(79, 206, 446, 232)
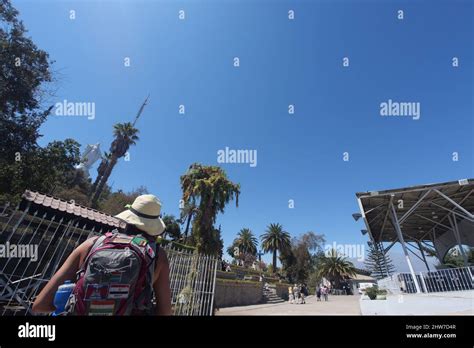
(156, 246, 169, 266)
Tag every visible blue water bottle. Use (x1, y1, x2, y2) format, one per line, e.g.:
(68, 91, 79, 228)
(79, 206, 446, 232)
(52, 280, 75, 316)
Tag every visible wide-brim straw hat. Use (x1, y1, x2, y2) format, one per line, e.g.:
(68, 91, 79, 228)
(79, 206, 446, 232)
(115, 194, 166, 236)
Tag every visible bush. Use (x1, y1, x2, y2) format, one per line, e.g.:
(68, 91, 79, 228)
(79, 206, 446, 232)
(216, 278, 263, 286)
(365, 285, 387, 300)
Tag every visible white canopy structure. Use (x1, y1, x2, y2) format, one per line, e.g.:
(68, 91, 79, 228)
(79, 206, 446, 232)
(355, 179, 474, 293)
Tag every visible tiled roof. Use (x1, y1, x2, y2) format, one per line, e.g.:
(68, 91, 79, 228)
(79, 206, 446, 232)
(22, 190, 127, 229)
(350, 274, 376, 281)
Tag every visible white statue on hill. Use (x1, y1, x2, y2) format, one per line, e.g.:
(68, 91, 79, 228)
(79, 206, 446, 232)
(76, 143, 102, 176)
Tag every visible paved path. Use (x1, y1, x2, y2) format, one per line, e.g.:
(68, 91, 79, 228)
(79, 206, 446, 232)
(217, 295, 361, 315)
(360, 291, 474, 315)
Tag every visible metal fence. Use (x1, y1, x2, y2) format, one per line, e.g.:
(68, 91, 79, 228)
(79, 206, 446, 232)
(418, 267, 474, 293)
(164, 245, 219, 316)
(378, 267, 474, 294)
(0, 202, 218, 316)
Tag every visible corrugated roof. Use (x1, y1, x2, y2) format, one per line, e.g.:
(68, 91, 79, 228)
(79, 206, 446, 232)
(356, 179, 474, 242)
(22, 190, 127, 229)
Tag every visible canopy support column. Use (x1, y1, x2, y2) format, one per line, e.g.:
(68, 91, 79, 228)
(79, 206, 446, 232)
(389, 200, 421, 293)
(417, 241, 431, 271)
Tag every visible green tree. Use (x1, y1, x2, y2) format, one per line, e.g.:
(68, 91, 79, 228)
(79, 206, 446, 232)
(316, 249, 357, 289)
(0, 0, 53, 158)
(279, 244, 297, 281)
(280, 232, 326, 283)
(0, 138, 82, 203)
(364, 243, 396, 279)
(91, 122, 139, 207)
(162, 214, 182, 241)
(300, 232, 326, 252)
(308, 251, 326, 288)
(35, 140, 82, 191)
(226, 240, 239, 260)
(99, 186, 148, 216)
(261, 223, 291, 273)
(235, 228, 258, 255)
(0, 1, 85, 202)
(227, 228, 258, 267)
(54, 167, 93, 206)
(180, 163, 240, 256)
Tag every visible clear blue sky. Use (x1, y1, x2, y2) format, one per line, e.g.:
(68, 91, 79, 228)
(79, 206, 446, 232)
(12, 0, 473, 271)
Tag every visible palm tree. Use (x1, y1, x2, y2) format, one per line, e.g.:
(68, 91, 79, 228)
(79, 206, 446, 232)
(261, 223, 291, 273)
(91, 122, 139, 207)
(180, 163, 240, 255)
(316, 248, 357, 289)
(91, 151, 111, 195)
(179, 200, 198, 242)
(236, 228, 258, 255)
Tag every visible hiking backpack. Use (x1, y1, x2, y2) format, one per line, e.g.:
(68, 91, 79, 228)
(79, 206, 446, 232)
(67, 231, 157, 316)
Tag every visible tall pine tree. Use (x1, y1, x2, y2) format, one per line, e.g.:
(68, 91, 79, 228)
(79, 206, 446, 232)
(365, 243, 396, 279)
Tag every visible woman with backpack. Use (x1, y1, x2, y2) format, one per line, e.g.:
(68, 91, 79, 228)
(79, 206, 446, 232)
(32, 194, 172, 316)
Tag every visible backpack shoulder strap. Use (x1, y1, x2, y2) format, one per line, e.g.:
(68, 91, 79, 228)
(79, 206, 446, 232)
(133, 237, 158, 313)
(78, 233, 110, 274)
(89, 234, 108, 253)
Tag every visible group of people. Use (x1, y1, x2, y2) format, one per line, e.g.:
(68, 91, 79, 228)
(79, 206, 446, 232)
(316, 285, 330, 301)
(221, 260, 232, 272)
(288, 283, 309, 304)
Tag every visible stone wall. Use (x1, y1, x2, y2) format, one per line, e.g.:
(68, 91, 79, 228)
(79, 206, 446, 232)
(214, 279, 263, 308)
(216, 270, 237, 280)
(275, 283, 291, 301)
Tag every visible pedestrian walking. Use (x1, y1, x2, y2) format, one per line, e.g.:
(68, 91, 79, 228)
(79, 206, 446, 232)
(323, 285, 329, 301)
(300, 284, 307, 304)
(316, 286, 322, 301)
(293, 284, 300, 304)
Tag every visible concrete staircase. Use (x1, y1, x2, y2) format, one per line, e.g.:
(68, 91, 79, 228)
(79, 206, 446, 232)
(263, 284, 285, 304)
